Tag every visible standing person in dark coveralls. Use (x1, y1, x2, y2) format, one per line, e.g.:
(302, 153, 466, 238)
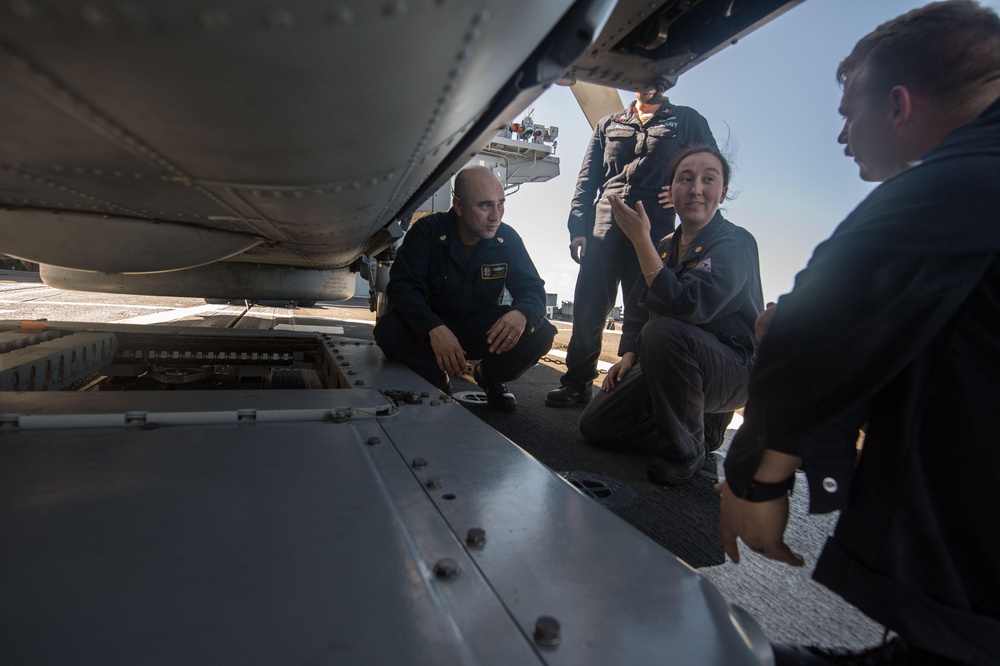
(717, 2, 1000, 664)
(374, 166, 556, 412)
(579, 145, 763, 485)
(545, 88, 716, 408)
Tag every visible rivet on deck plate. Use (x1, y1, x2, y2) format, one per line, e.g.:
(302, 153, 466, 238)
(466, 527, 486, 547)
(533, 616, 561, 646)
(433, 558, 460, 579)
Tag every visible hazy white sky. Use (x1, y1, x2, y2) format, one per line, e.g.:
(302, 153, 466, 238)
(501, 0, 1000, 306)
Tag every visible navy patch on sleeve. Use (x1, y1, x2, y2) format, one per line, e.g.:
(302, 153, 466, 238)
(481, 263, 508, 280)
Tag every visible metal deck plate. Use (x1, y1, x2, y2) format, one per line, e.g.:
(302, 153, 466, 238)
(1, 385, 767, 664)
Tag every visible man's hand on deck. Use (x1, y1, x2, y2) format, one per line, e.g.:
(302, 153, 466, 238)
(716, 481, 805, 567)
(570, 237, 587, 264)
(428, 325, 467, 376)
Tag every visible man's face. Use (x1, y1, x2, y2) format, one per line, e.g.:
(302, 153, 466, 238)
(837, 67, 901, 182)
(453, 172, 505, 243)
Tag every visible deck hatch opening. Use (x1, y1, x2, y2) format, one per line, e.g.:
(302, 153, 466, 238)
(559, 471, 635, 508)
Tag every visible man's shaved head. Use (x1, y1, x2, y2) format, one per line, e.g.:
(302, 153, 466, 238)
(451, 166, 505, 245)
(453, 165, 502, 202)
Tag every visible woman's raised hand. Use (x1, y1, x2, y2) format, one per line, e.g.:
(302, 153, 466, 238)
(608, 195, 650, 246)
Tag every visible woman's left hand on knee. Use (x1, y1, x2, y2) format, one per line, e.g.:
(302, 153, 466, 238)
(603, 354, 635, 391)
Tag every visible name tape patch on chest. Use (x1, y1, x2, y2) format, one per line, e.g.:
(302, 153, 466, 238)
(481, 263, 508, 280)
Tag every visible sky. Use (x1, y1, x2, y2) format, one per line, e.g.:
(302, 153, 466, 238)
(500, 0, 1000, 306)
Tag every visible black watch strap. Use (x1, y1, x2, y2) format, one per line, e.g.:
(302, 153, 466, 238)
(739, 475, 795, 502)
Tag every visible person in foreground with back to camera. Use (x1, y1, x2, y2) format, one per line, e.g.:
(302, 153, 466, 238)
(717, 2, 1000, 664)
(578, 145, 763, 485)
(373, 166, 556, 412)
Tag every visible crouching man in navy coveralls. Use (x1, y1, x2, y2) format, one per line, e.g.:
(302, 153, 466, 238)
(374, 166, 556, 411)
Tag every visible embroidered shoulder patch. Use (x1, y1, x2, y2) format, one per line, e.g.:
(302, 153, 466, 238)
(694, 258, 712, 272)
(481, 263, 508, 280)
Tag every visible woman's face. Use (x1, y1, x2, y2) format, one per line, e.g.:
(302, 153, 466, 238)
(670, 152, 728, 227)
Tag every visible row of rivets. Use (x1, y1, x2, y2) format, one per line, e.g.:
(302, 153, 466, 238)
(388, 8, 489, 205)
(2, 163, 147, 217)
(239, 171, 396, 200)
(0, 197, 211, 220)
(2, 44, 190, 179)
(2, 164, 233, 221)
(49, 166, 145, 178)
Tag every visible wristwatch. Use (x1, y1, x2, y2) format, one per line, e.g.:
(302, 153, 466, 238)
(737, 475, 795, 502)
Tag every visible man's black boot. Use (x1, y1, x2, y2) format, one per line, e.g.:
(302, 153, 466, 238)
(545, 382, 593, 408)
(473, 365, 516, 412)
(484, 383, 517, 412)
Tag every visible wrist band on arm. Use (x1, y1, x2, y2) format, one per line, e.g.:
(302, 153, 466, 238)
(738, 475, 796, 502)
(644, 266, 663, 279)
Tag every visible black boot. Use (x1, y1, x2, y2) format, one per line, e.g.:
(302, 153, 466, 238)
(545, 382, 593, 408)
(473, 365, 516, 412)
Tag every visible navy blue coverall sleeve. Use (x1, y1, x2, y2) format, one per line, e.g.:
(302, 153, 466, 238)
(567, 123, 606, 240)
(384, 221, 445, 340)
(724, 165, 1000, 513)
(503, 230, 548, 333)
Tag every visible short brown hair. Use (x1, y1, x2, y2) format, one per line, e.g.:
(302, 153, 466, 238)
(837, 0, 1000, 99)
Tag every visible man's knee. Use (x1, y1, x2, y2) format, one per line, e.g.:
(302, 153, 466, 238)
(534, 319, 557, 349)
(511, 319, 557, 369)
(504, 318, 554, 359)
(373, 311, 412, 359)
